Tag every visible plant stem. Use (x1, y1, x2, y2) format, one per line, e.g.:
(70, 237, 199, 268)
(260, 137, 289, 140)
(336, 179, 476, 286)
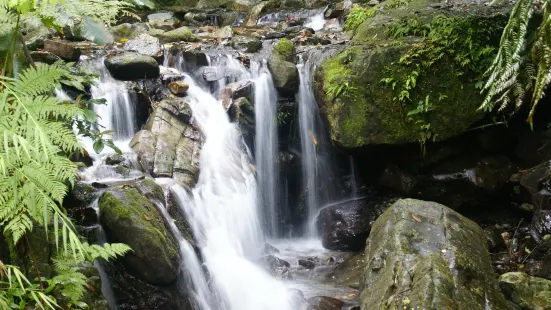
(24, 235, 44, 292)
(19, 31, 36, 69)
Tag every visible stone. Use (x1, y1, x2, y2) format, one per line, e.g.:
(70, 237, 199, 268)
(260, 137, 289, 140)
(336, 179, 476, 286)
(147, 12, 177, 31)
(265, 32, 286, 39)
(212, 25, 233, 39)
(182, 49, 209, 67)
(306, 296, 344, 310)
(219, 80, 253, 102)
(105, 154, 126, 165)
(160, 26, 197, 43)
(130, 98, 201, 187)
(168, 81, 189, 96)
(104, 52, 160, 80)
(361, 199, 511, 309)
(43, 39, 81, 61)
(268, 55, 299, 96)
(23, 22, 51, 50)
(531, 210, 551, 241)
(123, 33, 163, 59)
(520, 161, 551, 196)
(262, 255, 290, 276)
(245, 2, 269, 27)
(313, 2, 508, 148)
(326, 252, 364, 289)
(378, 165, 417, 195)
(196, 0, 234, 9)
(99, 186, 180, 285)
(316, 197, 391, 251)
(499, 272, 551, 310)
(30, 51, 61, 64)
(231, 35, 262, 53)
(110, 23, 150, 41)
(298, 258, 316, 269)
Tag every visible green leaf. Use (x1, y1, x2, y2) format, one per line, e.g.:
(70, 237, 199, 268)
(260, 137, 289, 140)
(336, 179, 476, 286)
(93, 140, 104, 154)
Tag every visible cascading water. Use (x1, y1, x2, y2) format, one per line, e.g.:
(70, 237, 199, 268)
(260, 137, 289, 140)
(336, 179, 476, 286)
(251, 61, 280, 237)
(170, 75, 294, 310)
(296, 57, 339, 236)
(304, 10, 326, 32)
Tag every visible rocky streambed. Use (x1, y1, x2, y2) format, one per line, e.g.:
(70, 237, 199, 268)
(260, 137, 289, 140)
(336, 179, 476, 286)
(8, 0, 551, 309)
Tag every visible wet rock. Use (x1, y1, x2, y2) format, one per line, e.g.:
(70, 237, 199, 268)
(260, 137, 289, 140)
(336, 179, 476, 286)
(361, 199, 511, 309)
(105, 154, 126, 165)
(104, 52, 160, 80)
(147, 12, 177, 31)
(110, 23, 149, 41)
(499, 272, 551, 309)
(288, 289, 307, 308)
(316, 197, 391, 251)
(220, 80, 253, 102)
(327, 251, 364, 289)
(160, 26, 197, 43)
(531, 210, 551, 241)
(22, 22, 50, 50)
(182, 49, 209, 67)
(306, 296, 344, 310)
(263, 243, 280, 254)
(268, 38, 299, 96)
(228, 97, 255, 148)
(168, 81, 189, 96)
(99, 186, 180, 285)
(285, 26, 314, 37)
(265, 32, 287, 39)
(196, 0, 234, 9)
(298, 258, 316, 269)
(262, 255, 290, 276)
(43, 39, 81, 61)
(485, 226, 506, 252)
(124, 33, 163, 60)
(324, 2, 345, 19)
(533, 189, 551, 211)
(245, 2, 269, 27)
(130, 98, 201, 187)
(231, 35, 262, 53)
(520, 161, 551, 195)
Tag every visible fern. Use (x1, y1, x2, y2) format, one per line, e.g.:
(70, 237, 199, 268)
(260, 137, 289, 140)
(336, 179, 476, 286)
(481, 0, 551, 124)
(343, 7, 377, 32)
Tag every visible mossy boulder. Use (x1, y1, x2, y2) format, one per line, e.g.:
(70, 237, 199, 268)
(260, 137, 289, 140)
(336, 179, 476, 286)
(104, 52, 160, 80)
(99, 186, 179, 285)
(313, 1, 509, 148)
(268, 38, 299, 95)
(499, 272, 551, 310)
(361, 199, 511, 309)
(159, 26, 197, 43)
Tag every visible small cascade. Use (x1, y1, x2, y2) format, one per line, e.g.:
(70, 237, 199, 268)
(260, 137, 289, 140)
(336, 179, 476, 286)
(348, 156, 358, 198)
(170, 75, 293, 310)
(296, 57, 339, 236)
(304, 9, 326, 31)
(251, 60, 280, 237)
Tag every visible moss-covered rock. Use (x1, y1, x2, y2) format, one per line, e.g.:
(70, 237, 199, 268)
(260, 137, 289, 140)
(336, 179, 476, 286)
(313, 1, 509, 148)
(104, 52, 160, 81)
(159, 26, 197, 43)
(99, 187, 180, 285)
(361, 199, 512, 309)
(499, 272, 551, 310)
(268, 38, 299, 95)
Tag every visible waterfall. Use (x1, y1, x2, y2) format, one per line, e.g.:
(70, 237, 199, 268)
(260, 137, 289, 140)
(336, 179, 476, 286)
(297, 58, 338, 236)
(252, 61, 280, 237)
(170, 75, 293, 310)
(89, 58, 136, 141)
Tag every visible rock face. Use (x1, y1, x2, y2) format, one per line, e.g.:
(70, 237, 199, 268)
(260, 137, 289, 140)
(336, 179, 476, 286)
(313, 1, 508, 148)
(361, 199, 511, 309)
(231, 35, 262, 53)
(306, 296, 344, 310)
(130, 98, 201, 187)
(316, 197, 392, 251)
(104, 52, 160, 80)
(98, 183, 180, 285)
(268, 38, 299, 96)
(499, 272, 551, 310)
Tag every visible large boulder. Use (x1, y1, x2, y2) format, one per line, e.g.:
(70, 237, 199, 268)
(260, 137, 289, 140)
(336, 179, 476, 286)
(231, 35, 262, 53)
(499, 272, 551, 310)
(316, 197, 393, 251)
(268, 38, 299, 96)
(147, 12, 177, 31)
(130, 98, 201, 187)
(110, 23, 149, 41)
(361, 199, 511, 309)
(313, 1, 508, 148)
(98, 184, 180, 285)
(104, 52, 160, 80)
(43, 39, 81, 61)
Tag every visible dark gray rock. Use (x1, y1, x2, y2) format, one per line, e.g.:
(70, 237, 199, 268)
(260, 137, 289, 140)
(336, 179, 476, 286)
(104, 52, 160, 80)
(124, 33, 163, 59)
(43, 39, 80, 61)
(306, 296, 344, 310)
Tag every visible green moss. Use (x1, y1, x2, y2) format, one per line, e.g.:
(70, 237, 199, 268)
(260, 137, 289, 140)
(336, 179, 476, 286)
(273, 38, 295, 62)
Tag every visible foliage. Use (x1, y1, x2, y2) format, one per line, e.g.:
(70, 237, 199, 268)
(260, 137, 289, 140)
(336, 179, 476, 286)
(382, 14, 505, 150)
(480, 0, 551, 126)
(343, 7, 376, 32)
(0, 261, 58, 309)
